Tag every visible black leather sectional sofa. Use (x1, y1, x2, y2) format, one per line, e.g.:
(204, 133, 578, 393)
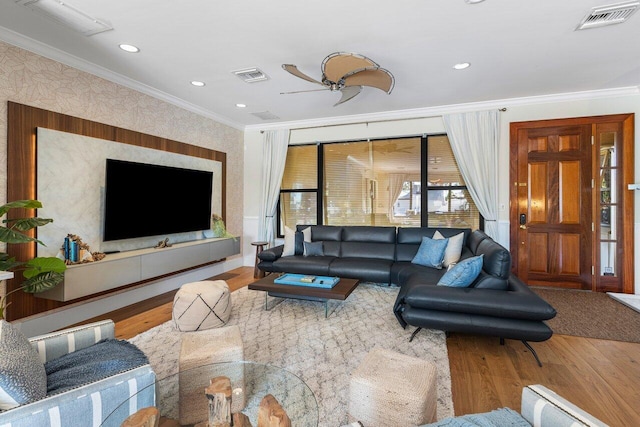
(257, 225, 556, 365)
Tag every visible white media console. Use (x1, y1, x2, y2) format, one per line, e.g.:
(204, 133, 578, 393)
(39, 237, 240, 302)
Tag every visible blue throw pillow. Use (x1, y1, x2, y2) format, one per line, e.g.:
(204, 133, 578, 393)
(411, 236, 449, 269)
(437, 255, 484, 287)
(303, 241, 324, 256)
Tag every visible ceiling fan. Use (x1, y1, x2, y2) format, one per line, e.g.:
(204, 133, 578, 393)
(282, 52, 395, 106)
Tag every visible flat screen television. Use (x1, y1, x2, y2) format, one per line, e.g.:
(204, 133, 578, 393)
(103, 159, 213, 241)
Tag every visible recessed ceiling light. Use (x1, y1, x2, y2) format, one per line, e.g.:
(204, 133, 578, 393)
(236, 103, 247, 108)
(190, 81, 206, 87)
(465, 0, 486, 4)
(119, 44, 140, 53)
(453, 62, 471, 70)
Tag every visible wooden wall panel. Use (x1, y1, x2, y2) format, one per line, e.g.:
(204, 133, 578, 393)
(6, 102, 227, 321)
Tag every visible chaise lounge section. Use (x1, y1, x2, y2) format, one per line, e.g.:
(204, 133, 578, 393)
(258, 225, 556, 364)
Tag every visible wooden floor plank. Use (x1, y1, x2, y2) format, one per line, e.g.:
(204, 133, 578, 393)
(110, 267, 640, 426)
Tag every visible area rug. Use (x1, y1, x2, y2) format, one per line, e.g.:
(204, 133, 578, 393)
(129, 283, 454, 426)
(532, 287, 640, 343)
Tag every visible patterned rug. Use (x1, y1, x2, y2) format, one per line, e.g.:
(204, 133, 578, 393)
(129, 283, 454, 426)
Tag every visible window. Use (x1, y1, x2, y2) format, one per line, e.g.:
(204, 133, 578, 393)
(279, 144, 318, 231)
(425, 135, 480, 229)
(279, 135, 480, 233)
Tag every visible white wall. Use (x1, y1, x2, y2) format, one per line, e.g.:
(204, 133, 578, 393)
(244, 91, 640, 293)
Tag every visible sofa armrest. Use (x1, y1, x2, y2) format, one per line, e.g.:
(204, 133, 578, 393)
(403, 281, 556, 321)
(0, 364, 155, 427)
(257, 244, 284, 262)
(521, 384, 609, 427)
(29, 320, 115, 363)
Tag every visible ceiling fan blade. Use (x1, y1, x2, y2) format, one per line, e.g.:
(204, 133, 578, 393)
(282, 64, 324, 85)
(280, 88, 330, 95)
(343, 68, 395, 94)
(334, 85, 362, 106)
(322, 52, 378, 83)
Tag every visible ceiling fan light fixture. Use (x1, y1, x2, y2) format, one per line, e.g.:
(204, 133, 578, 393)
(453, 62, 471, 70)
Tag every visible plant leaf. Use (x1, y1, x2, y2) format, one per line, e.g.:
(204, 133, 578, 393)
(10, 217, 54, 232)
(23, 257, 67, 279)
(0, 253, 22, 272)
(21, 271, 64, 294)
(0, 200, 42, 217)
(0, 227, 41, 245)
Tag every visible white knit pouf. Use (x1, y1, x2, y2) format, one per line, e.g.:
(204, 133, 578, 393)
(349, 347, 438, 426)
(172, 280, 231, 331)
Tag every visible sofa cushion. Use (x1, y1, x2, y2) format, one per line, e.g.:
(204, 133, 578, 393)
(295, 226, 312, 255)
(303, 241, 324, 256)
(282, 225, 296, 256)
(391, 262, 446, 286)
(434, 230, 464, 267)
(305, 225, 342, 242)
(272, 255, 334, 276)
(330, 257, 393, 283)
(475, 236, 511, 279)
(396, 227, 471, 262)
(0, 320, 47, 410)
(412, 236, 448, 269)
(437, 255, 484, 287)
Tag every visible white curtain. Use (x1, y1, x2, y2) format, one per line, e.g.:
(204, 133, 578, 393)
(442, 110, 500, 239)
(388, 173, 407, 221)
(257, 129, 290, 245)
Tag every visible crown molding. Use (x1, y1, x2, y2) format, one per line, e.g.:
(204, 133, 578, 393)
(245, 86, 640, 132)
(0, 27, 245, 131)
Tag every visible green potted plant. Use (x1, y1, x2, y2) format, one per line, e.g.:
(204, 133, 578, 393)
(0, 200, 67, 319)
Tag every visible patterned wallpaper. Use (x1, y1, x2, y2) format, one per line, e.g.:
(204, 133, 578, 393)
(0, 40, 244, 242)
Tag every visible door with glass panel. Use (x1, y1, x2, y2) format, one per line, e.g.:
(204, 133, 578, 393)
(510, 114, 634, 293)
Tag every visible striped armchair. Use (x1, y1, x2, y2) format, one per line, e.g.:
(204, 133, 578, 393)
(0, 320, 156, 427)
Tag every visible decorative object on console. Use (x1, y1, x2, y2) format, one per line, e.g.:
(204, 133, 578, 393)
(154, 237, 173, 249)
(211, 213, 234, 238)
(59, 234, 104, 264)
(0, 200, 66, 319)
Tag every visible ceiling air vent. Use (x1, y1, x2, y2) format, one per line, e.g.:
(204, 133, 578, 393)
(576, 1, 639, 30)
(251, 111, 280, 121)
(15, 0, 113, 36)
(232, 67, 269, 83)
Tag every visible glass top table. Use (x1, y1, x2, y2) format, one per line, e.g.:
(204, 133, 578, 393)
(102, 361, 318, 426)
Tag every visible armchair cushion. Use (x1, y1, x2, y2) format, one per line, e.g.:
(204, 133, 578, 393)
(0, 320, 46, 410)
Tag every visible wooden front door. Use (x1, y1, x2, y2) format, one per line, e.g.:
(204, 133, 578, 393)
(512, 122, 593, 289)
(510, 114, 634, 293)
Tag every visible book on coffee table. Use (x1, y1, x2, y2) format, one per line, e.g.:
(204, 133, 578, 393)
(274, 273, 340, 289)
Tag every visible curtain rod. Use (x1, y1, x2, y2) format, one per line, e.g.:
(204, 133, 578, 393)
(260, 108, 507, 133)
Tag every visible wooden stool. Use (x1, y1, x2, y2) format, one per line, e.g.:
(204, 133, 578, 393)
(252, 241, 268, 279)
(349, 347, 437, 426)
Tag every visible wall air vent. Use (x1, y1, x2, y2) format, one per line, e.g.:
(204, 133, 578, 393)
(251, 111, 280, 121)
(232, 67, 269, 83)
(15, 0, 113, 36)
(576, 1, 639, 30)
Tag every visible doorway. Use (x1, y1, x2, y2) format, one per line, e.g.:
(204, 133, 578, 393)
(509, 114, 634, 293)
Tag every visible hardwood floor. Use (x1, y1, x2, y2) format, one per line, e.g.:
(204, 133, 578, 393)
(111, 267, 640, 426)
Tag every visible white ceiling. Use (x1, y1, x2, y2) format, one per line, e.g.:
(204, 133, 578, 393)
(1, 0, 639, 130)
